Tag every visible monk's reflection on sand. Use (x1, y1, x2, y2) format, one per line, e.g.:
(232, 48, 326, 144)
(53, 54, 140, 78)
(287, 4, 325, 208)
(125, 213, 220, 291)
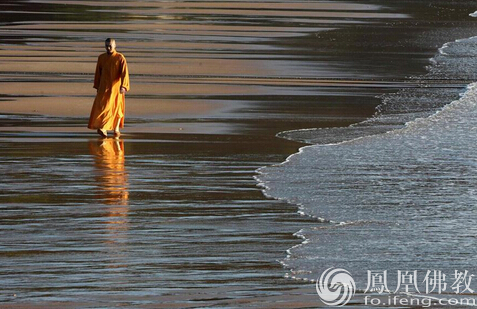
(89, 139, 129, 229)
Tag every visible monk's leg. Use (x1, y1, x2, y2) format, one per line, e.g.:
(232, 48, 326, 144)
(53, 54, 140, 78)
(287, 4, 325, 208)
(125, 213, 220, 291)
(97, 128, 107, 138)
(114, 117, 122, 137)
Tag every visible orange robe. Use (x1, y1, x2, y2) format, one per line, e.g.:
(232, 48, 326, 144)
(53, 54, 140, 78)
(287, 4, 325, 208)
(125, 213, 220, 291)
(88, 51, 130, 130)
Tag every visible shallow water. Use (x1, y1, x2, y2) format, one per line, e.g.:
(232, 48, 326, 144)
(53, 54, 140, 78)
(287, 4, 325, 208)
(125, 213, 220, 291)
(0, 134, 326, 307)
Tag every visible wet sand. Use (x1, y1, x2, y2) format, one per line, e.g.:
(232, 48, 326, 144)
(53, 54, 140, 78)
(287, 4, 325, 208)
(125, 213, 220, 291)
(1, 0, 477, 307)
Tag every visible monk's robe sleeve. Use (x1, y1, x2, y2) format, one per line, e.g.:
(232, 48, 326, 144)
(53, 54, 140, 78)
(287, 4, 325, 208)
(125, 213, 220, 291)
(120, 56, 130, 92)
(93, 56, 102, 89)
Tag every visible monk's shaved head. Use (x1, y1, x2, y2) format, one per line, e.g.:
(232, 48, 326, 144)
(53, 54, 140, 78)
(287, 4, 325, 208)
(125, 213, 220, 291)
(104, 38, 116, 54)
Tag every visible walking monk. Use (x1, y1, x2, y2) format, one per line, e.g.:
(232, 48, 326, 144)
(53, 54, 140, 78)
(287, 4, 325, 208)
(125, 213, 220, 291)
(88, 38, 130, 138)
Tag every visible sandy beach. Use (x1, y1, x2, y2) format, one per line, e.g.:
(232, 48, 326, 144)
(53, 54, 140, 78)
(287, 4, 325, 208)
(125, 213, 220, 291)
(2, 0, 477, 307)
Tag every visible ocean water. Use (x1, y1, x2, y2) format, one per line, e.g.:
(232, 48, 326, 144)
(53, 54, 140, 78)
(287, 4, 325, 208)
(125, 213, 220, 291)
(257, 24, 477, 295)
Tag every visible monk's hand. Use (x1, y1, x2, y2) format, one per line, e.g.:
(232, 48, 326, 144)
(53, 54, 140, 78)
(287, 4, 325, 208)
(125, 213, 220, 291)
(120, 87, 127, 94)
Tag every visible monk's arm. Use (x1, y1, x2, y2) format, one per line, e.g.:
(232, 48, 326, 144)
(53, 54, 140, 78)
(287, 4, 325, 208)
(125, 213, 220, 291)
(120, 56, 130, 93)
(93, 56, 101, 89)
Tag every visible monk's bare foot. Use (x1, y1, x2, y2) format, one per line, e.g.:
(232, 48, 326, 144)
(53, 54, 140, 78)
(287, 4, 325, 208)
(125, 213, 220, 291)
(114, 131, 121, 138)
(97, 129, 107, 138)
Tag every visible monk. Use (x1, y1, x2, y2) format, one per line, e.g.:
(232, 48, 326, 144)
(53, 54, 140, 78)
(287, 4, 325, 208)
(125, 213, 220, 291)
(88, 38, 130, 138)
